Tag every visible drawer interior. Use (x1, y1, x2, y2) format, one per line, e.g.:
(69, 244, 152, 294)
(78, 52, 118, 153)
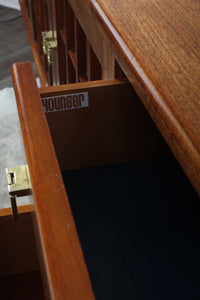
(61, 157, 200, 299)
(0, 206, 45, 299)
(7, 64, 200, 298)
(43, 79, 200, 298)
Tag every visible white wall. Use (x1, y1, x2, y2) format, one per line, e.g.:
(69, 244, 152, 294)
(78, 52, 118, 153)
(0, 0, 20, 10)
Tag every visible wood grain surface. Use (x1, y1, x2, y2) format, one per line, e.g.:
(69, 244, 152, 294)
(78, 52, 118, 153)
(68, 0, 116, 79)
(84, 0, 200, 195)
(20, 0, 200, 193)
(12, 62, 95, 300)
(0, 204, 34, 217)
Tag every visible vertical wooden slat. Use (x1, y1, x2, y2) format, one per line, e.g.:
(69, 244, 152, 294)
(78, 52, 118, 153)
(47, 0, 60, 85)
(65, 2, 76, 83)
(37, 0, 45, 56)
(66, 2, 75, 49)
(35, 0, 43, 56)
(68, 0, 115, 80)
(19, 0, 48, 86)
(37, 0, 50, 85)
(115, 60, 126, 79)
(24, 0, 30, 17)
(74, 17, 87, 82)
(24, 0, 29, 9)
(43, 1, 49, 31)
(87, 43, 102, 81)
(42, 1, 50, 84)
(30, 0, 37, 42)
(67, 55, 76, 83)
(55, 0, 67, 84)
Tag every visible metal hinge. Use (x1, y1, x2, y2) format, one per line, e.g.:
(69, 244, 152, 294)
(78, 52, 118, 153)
(42, 30, 57, 65)
(6, 165, 32, 221)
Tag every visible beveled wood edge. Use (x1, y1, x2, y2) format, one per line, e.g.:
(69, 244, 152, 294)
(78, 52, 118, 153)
(12, 62, 95, 300)
(69, 0, 200, 196)
(19, 0, 48, 87)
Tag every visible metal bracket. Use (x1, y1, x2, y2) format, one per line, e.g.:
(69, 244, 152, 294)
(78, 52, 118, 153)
(6, 165, 32, 221)
(42, 30, 57, 65)
(42, 31, 53, 55)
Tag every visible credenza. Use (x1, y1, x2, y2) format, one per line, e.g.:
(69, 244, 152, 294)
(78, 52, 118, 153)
(1, 1, 200, 299)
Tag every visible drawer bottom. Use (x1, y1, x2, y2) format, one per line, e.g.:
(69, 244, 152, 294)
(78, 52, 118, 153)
(62, 156, 200, 299)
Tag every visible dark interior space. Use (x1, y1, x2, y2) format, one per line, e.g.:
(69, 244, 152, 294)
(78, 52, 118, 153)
(63, 156, 200, 299)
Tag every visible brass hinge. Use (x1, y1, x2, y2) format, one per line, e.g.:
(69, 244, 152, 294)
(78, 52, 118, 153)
(42, 30, 57, 65)
(6, 165, 32, 221)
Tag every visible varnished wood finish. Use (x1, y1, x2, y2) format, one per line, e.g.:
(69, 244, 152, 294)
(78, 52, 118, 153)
(20, 0, 200, 194)
(40, 79, 169, 171)
(68, 0, 200, 195)
(12, 62, 95, 300)
(20, 0, 107, 84)
(68, 0, 115, 79)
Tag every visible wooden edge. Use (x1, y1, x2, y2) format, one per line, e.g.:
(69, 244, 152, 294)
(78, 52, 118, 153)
(19, 0, 48, 87)
(39, 78, 128, 97)
(0, 204, 34, 218)
(70, 0, 200, 196)
(12, 62, 95, 300)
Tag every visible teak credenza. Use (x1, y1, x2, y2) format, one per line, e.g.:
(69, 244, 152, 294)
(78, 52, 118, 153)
(1, 1, 200, 299)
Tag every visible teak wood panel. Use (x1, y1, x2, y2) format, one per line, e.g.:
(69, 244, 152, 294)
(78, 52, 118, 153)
(40, 79, 169, 171)
(12, 62, 95, 300)
(20, 0, 200, 194)
(68, 0, 200, 195)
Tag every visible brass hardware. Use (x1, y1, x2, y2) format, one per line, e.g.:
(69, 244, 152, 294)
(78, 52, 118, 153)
(6, 165, 32, 221)
(6, 164, 32, 197)
(42, 31, 57, 65)
(46, 40, 57, 65)
(42, 31, 53, 55)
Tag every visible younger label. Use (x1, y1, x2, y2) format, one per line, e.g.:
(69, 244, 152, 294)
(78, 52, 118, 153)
(42, 92, 89, 113)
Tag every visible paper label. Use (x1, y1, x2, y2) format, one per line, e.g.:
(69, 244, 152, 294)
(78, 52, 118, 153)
(42, 92, 89, 113)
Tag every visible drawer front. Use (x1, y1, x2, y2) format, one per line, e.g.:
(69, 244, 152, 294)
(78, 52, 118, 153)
(12, 62, 95, 300)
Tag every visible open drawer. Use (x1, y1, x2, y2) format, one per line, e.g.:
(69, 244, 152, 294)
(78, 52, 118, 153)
(1, 62, 199, 299)
(0, 205, 45, 299)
